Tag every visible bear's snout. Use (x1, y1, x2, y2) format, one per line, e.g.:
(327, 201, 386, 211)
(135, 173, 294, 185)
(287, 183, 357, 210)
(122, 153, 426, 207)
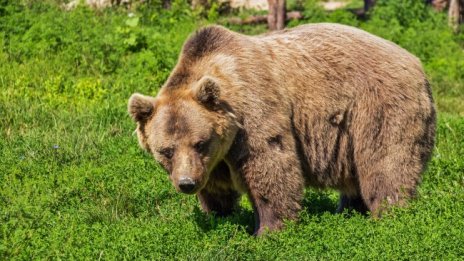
(178, 177, 198, 194)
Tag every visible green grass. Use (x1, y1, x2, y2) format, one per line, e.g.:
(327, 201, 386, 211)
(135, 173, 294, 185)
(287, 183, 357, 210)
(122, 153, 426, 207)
(1, 1, 463, 259)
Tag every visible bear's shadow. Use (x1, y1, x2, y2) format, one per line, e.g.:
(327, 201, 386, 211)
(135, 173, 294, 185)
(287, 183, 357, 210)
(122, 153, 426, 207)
(193, 205, 256, 234)
(301, 190, 339, 216)
(193, 191, 342, 234)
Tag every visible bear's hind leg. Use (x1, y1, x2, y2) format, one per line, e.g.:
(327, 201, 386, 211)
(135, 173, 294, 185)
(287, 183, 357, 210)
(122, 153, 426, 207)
(352, 101, 433, 217)
(357, 159, 420, 217)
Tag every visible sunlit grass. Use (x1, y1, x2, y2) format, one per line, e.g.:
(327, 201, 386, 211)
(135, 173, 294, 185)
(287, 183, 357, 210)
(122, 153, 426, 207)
(1, 1, 463, 259)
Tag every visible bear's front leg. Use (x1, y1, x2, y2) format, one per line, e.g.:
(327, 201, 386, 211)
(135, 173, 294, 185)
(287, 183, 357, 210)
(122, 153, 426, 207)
(197, 161, 240, 216)
(241, 147, 305, 235)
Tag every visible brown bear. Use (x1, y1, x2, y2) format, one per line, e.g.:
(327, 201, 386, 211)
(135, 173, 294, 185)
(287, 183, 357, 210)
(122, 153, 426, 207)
(128, 23, 436, 235)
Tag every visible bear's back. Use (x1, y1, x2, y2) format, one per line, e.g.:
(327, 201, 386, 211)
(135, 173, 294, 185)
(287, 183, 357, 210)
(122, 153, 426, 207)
(236, 23, 430, 115)
(252, 23, 424, 92)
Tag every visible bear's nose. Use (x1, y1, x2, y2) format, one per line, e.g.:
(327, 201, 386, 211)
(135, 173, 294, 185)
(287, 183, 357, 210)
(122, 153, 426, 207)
(178, 177, 197, 194)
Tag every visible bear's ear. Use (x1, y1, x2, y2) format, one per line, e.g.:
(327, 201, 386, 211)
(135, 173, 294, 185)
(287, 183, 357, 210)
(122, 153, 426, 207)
(193, 76, 220, 107)
(128, 93, 156, 123)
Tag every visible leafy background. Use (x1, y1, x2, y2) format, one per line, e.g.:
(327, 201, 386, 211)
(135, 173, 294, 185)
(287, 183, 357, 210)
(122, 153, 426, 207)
(1, 0, 463, 259)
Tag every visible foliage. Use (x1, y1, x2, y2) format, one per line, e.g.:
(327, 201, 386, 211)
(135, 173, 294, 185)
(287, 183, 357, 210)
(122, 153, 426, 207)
(1, 0, 463, 259)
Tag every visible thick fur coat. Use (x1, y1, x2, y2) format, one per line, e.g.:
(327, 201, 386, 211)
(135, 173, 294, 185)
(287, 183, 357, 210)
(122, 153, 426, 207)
(128, 23, 436, 235)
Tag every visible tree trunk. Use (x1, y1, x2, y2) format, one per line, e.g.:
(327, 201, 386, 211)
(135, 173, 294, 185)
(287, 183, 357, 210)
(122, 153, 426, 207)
(448, 0, 462, 30)
(276, 0, 286, 30)
(267, 0, 286, 30)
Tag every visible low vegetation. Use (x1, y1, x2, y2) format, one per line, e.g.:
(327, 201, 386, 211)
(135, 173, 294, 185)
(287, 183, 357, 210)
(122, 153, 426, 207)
(1, 0, 463, 259)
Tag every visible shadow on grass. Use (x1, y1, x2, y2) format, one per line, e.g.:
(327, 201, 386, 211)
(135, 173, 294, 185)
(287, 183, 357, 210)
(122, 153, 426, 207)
(302, 190, 370, 219)
(193, 206, 256, 234)
(193, 190, 366, 234)
(302, 190, 339, 216)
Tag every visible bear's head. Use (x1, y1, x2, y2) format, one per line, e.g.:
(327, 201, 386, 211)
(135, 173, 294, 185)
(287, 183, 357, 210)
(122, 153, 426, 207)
(128, 76, 239, 194)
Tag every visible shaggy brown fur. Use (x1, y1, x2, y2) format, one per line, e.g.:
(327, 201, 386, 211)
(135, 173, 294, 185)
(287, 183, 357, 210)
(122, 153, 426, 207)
(128, 23, 436, 235)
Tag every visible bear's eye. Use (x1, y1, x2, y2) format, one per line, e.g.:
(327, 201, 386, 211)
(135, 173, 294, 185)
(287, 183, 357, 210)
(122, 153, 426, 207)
(194, 140, 209, 154)
(159, 147, 174, 159)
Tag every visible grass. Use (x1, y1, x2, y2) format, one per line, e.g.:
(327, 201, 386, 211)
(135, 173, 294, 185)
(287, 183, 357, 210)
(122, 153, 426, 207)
(1, 0, 463, 259)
